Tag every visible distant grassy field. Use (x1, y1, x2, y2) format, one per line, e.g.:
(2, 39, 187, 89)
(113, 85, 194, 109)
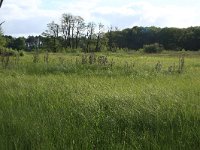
(0, 51, 200, 149)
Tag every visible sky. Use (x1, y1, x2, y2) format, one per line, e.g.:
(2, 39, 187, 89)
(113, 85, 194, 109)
(0, 0, 200, 37)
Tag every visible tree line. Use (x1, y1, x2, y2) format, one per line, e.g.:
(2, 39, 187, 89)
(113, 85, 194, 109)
(1, 12, 200, 52)
(109, 26, 200, 51)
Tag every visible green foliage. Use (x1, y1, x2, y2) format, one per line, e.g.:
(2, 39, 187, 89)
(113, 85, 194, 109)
(19, 50, 24, 57)
(143, 43, 163, 53)
(3, 36, 26, 51)
(42, 37, 61, 52)
(0, 36, 6, 47)
(0, 28, 6, 47)
(105, 26, 200, 51)
(32, 50, 40, 63)
(12, 37, 26, 50)
(0, 46, 17, 55)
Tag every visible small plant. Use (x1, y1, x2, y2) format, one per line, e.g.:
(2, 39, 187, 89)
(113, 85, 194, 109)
(33, 50, 39, 63)
(14, 53, 20, 65)
(124, 61, 129, 68)
(168, 63, 176, 73)
(89, 53, 96, 64)
(155, 61, 162, 72)
(168, 65, 173, 73)
(178, 55, 185, 73)
(58, 56, 65, 65)
(81, 53, 88, 64)
(123, 61, 135, 73)
(0, 47, 17, 68)
(124, 61, 130, 72)
(1, 55, 10, 68)
(98, 55, 108, 65)
(19, 51, 24, 57)
(109, 59, 115, 69)
(44, 50, 49, 64)
(75, 58, 78, 65)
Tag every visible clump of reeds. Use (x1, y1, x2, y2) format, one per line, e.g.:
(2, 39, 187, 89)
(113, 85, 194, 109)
(123, 61, 135, 73)
(89, 53, 96, 64)
(98, 55, 108, 65)
(155, 61, 162, 72)
(0, 52, 13, 68)
(178, 55, 185, 73)
(14, 52, 20, 65)
(33, 50, 39, 63)
(44, 50, 49, 64)
(58, 56, 65, 65)
(168, 63, 176, 73)
(109, 58, 115, 69)
(81, 53, 88, 64)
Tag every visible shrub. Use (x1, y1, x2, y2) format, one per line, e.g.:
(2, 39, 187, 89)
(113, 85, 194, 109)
(0, 46, 17, 56)
(143, 43, 163, 53)
(19, 51, 24, 57)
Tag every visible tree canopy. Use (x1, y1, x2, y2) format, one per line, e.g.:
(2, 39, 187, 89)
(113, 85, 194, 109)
(106, 26, 200, 51)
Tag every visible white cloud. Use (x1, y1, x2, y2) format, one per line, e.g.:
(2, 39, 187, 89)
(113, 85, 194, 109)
(92, 1, 200, 28)
(0, 0, 200, 37)
(0, 0, 61, 36)
(134, 2, 199, 27)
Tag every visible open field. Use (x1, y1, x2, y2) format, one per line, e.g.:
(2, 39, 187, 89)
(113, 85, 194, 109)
(0, 52, 200, 149)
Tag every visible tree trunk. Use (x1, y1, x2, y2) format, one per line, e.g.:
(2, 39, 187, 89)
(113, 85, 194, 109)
(95, 35, 100, 52)
(0, 0, 3, 8)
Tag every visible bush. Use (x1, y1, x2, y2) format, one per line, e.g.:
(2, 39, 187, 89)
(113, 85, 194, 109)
(0, 46, 17, 56)
(19, 51, 24, 57)
(143, 43, 163, 53)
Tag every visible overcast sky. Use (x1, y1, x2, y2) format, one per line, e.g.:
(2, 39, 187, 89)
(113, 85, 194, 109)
(0, 0, 200, 37)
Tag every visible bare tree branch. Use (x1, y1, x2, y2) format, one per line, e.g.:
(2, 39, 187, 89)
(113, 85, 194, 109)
(0, 0, 4, 8)
(0, 21, 5, 26)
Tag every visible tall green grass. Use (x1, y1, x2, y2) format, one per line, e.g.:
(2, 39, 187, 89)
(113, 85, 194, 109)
(0, 52, 199, 149)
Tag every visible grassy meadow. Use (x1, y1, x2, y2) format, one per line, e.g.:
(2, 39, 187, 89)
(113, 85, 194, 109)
(0, 51, 200, 149)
